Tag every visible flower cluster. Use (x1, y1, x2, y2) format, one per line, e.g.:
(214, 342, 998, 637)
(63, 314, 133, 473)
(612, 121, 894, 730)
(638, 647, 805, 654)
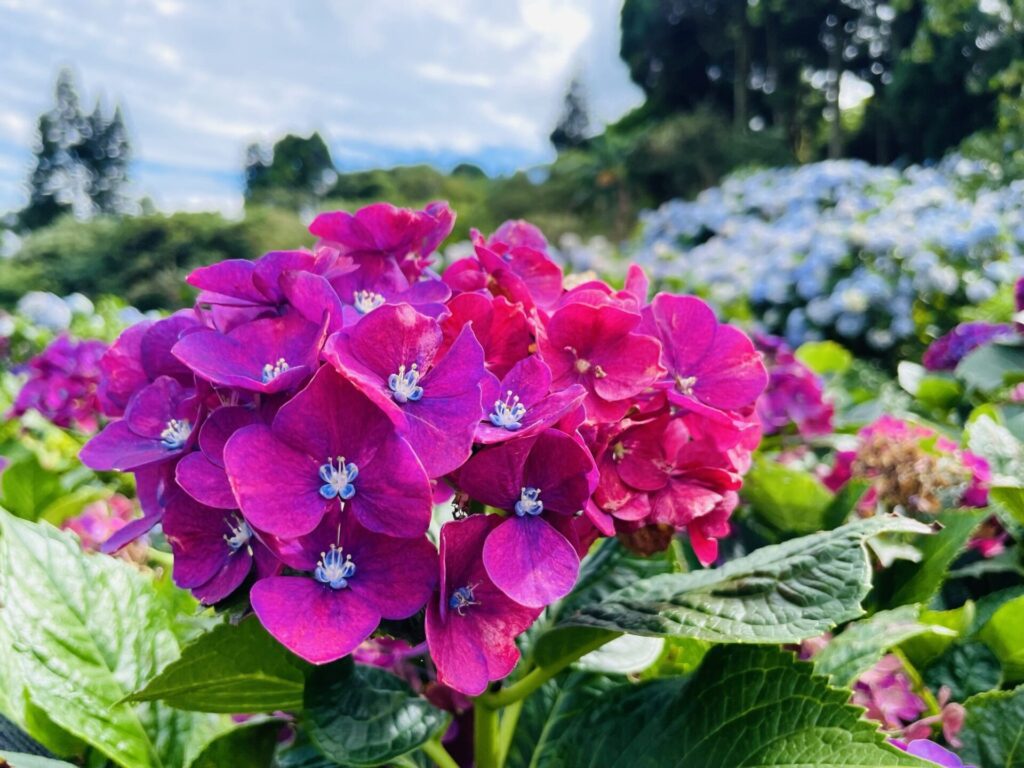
(631, 160, 1024, 355)
(9, 333, 108, 432)
(753, 334, 834, 438)
(80, 202, 766, 695)
(923, 322, 1015, 371)
(825, 415, 990, 517)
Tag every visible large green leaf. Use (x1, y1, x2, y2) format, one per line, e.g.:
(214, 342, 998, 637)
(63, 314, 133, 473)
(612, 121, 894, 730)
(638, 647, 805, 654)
(742, 458, 834, 535)
(188, 719, 279, 768)
(129, 616, 308, 713)
(0, 754, 78, 768)
(543, 645, 929, 767)
(923, 642, 1002, 703)
(565, 516, 931, 643)
(957, 341, 1024, 392)
(0, 511, 209, 768)
(304, 660, 447, 767)
(814, 605, 956, 686)
(0, 455, 62, 521)
(979, 595, 1024, 683)
(874, 508, 985, 608)
(958, 685, 1024, 768)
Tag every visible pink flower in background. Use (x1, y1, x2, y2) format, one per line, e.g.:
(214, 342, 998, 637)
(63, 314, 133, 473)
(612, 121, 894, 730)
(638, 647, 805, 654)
(923, 322, 1014, 371)
(63, 494, 140, 551)
(754, 334, 834, 437)
(11, 333, 108, 432)
(852, 654, 926, 730)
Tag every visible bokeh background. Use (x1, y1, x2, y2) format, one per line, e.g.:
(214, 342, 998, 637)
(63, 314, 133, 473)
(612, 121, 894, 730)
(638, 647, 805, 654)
(2, 0, 1023, 365)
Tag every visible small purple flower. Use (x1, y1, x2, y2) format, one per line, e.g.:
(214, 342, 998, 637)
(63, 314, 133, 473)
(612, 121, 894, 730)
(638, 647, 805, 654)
(251, 510, 438, 664)
(81, 376, 199, 471)
(852, 654, 926, 730)
(163, 491, 278, 605)
(10, 333, 107, 432)
(176, 406, 259, 509)
(922, 322, 1015, 371)
(323, 303, 485, 477)
(754, 334, 834, 437)
(425, 515, 541, 695)
(224, 366, 433, 539)
(172, 312, 328, 394)
(895, 740, 973, 768)
(476, 356, 586, 444)
(458, 429, 595, 607)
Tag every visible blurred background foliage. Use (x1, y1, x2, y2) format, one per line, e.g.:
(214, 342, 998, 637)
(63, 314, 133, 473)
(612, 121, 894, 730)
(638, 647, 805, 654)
(1, 0, 1022, 313)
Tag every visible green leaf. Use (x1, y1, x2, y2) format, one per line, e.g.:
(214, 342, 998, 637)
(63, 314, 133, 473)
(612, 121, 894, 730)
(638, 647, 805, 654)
(0, 511, 210, 768)
(38, 486, 110, 527)
(990, 486, 1024, 526)
(923, 642, 1002, 703)
(874, 508, 986, 608)
(565, 516, 932, 643)
(0, 754, 78, 768)
(897, 363, 962, 409)
(188, 719, 279, 768)
(814, 605, 956, 686)
(900, 603, 974, 669)
(533, 627, 620, 671)
(742, 458, 834, 535)
(956, 341, 1024, 392)
(822, 479, 872, 530)
(0, 455, 62, 521)
(128, 616, 308, 713)
(958, 685, 1024, 768)
(979, 595, 1024, 683)
(796, 340, 852, 375)
(305, 660, 447, 767)
(543, 645, 930, 767)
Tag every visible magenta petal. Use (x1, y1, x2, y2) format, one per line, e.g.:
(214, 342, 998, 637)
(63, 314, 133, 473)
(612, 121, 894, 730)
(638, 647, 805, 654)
(199, 406, 260, 465)
(501, 355, 551, 407)
(650, 294, 717, 373)
(346, 531, 437, 620)
(192, 549, 253, 605)
(176, 452, 237, 509)
(251, 577, 380, 664)
(347, 435, 432, 538)
(482, 516, 579, 608)
(458, 437, 534, 510)
(692, 325, 768, 410)
(224, 424, 326, 538)
(349, 303, 443, 380)
(162, 495, 241, 588)
(425, 600, 490, 695)
(187, 260, 262, 304)
(80, 420, 175, 471)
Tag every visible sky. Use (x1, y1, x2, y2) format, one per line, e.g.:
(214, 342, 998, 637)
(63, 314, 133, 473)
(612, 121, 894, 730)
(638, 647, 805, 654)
(0, 0, 644, 216)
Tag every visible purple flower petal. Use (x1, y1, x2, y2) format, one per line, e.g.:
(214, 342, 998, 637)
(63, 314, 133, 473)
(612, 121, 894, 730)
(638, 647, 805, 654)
(176, 452, 237, 509)
(482, 515, 579, 608)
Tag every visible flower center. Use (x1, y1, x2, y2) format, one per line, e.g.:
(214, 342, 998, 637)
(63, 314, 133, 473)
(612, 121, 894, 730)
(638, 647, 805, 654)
(448, 583, 481, 616)
(315, 544, 356, 589)
(160, 418, 192, 449)
(388, 363, 424, 403)
(353, 289, 386, 315)
(489, 390, 526, 430)
(675, 374, 697, 396)
(319, 456, 358, 500)
(261, 357, 290, 383)
(515, 486, 544, 517)
(224, 516, 253, 553)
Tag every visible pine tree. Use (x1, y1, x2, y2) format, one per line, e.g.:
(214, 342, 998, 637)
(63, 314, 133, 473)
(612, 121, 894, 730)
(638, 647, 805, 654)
(550, 77, 591, 151)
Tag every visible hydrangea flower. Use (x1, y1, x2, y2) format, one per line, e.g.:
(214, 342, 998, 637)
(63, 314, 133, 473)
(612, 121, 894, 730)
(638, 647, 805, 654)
(251, 510, 437, 664)
(852, 654, 926, 730)
(754, 334, 834, 437)
(922, 322, 1015, 371)
(425, 515, 541, 695)
(224, 366, 432, 539)
(10, 333, 107, 432)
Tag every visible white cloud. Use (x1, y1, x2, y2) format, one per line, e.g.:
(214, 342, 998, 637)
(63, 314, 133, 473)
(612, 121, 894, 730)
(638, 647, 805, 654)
(0, 0, 644, 213)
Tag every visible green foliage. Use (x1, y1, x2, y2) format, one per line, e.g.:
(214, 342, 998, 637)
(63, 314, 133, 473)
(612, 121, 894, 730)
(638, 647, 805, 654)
(923, 641, 1003, 702)
(304, 660, 447, 767)
(565, 516, 931, 643)
(742, 456, 835, 535)
(796, 340, 854, 375)
(958, 685, 1024, 768)
(128, 616, 309, 713)
(541, 645, 929, 767)
(978, 594, 1024, 682)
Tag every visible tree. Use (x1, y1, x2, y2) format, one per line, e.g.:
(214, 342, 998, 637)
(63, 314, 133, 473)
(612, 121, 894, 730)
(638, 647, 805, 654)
(244, 132, 337, 210)
(550, 77, 592, 151)
(19, 70, 132, 230)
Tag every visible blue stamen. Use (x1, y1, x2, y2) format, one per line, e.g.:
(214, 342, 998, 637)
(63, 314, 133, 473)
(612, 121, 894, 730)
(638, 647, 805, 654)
(515, 487, 543, 517)
(489, 389, 526, 430)
(314, 544, 356, 589)
(261, 357, 290, 383)
(160, 418, 192, 450)
(319, 456, 358, 500)
(224, 516, 253, 553)
(448, 583, 481, 615)
(388, 363, 424, 403)
(353, 289, 387, 315)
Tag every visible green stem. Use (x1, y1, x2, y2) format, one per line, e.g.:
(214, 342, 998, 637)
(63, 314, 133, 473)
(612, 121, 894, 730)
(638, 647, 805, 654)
(147, 548, 174, 569)
(475, 700, 501, 768)
(477, 631, 614, 709)
(421, 737, 460, 768)
(496, 698, 524, 765)
(892, 647, 941, 716)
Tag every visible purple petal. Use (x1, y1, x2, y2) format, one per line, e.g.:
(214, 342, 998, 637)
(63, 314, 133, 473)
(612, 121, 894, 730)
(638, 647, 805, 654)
(199, 406, 260, 465)
(345, 528, 437, 620)
(176, 452, 237, 509)
(80, 419, 176, 471)
(482, 515, 579, 608)
(163, 494, 241, 589)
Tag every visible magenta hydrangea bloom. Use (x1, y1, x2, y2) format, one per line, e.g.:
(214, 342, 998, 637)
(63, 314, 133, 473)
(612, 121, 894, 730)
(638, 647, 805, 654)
(644, 294, 767, 422)
(323, 303, 485, 477)
(163, 491, 273, 605)
(172, 312, 328, 393)
(922, 322, 1015, 371)
(426, 515, 541, 695)
(176, 406, 259, 509)
(11, 333, 107, 432)
(251, 510, 437, 664)
(458, 429, 595, 607)
(224, 366, 432, 539)
(440, 292, 533, 380)
(852, 654, 926, 730)
(539, 296, 664, 423)
(476, 356, 586, 444)
(81, 376, 199, 471)
(754, 334, 834, 437)
(473, 233, 564, 311)
(900, 741, 972, 768)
